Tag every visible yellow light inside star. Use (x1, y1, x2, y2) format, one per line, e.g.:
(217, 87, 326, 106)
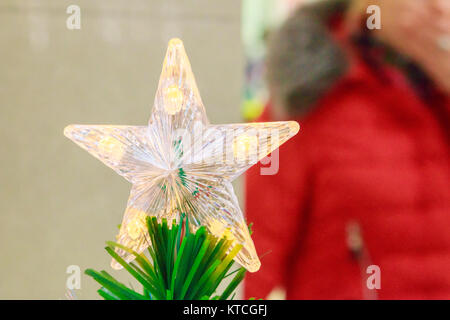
(98, 136, 125, 161)
(208, 219, 235, 243)
(164, 84, 184, 115)
(222, 228, 235, 242)
(208, 219, 223, 235)
(233, 134, 258, 161)
(126, 210, 148, 240)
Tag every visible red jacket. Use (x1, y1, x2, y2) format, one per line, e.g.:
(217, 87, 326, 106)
(245, 56, 450, 299)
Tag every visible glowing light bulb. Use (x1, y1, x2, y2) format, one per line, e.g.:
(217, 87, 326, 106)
(208, 219, 235, 242)
(164, 84, 184, 115)
(222, 228, 235, 242)
(98, 136, 125, 161)
(209, 219, 225, 237)
(126, 209, 148, 240)
(233, 134, 258, 161)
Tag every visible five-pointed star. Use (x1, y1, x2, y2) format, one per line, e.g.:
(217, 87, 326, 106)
(64, 39, 299, 272)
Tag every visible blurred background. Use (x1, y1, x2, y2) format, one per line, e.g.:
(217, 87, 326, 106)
(2, 0, 448, 300)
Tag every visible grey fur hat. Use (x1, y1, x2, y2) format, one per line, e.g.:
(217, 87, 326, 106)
(266, 0, 349, 116)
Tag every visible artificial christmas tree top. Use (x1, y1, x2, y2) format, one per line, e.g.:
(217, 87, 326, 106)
(64, 38, 299, 272)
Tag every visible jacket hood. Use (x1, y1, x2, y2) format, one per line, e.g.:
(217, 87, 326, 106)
(266, 0, 350, 116)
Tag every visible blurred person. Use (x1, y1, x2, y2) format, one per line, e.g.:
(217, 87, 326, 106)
(245, 0, 450, 299)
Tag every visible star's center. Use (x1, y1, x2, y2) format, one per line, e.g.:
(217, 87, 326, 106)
(159, 167, 187, 188)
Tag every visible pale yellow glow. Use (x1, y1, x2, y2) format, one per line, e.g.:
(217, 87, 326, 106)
(98, 136, 125, 160)
(209, 219, 236, 243)
(164, 84, 184, 115)
(126, 209, 148, 240)
(222, 228, 235, 242)
(233, 134, 258, 161)
(168, 38, 183, 47)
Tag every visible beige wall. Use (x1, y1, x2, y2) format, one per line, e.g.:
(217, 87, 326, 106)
(0, 0, 243, 299)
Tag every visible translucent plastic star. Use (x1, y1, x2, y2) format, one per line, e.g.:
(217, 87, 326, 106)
(64, 38, 299, 272)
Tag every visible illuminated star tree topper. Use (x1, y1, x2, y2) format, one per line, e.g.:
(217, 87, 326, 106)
(64, 38, 299, 272)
